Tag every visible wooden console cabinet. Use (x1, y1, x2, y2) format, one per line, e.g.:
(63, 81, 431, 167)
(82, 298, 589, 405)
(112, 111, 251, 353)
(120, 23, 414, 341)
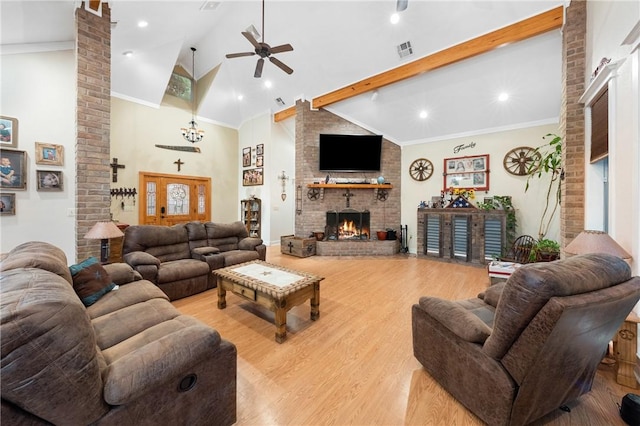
(416, 208, 507, 265)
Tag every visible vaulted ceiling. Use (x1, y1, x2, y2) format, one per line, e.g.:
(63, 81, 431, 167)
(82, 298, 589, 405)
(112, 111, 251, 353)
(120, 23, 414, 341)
(0, 0, 565, 145)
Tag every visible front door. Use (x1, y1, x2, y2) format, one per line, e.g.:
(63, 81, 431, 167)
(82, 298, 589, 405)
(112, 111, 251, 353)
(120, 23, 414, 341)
(139, 172, 211, 225)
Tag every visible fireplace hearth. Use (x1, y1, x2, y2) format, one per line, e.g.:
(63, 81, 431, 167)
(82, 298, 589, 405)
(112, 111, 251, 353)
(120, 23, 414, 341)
(325, 209, 370, 240)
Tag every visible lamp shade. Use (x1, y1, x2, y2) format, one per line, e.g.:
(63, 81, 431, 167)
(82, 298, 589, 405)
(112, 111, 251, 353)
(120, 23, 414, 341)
(564, 230, 632, 260)
(84, 221, 124, 240)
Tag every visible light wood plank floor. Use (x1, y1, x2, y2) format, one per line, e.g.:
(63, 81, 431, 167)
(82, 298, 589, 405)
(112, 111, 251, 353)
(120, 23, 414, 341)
(172, 246, 632, 425)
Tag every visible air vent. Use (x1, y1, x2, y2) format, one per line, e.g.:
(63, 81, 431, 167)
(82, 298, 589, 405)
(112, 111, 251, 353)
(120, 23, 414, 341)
(397, 41, 413, 58)
(275, 97, 286, 107)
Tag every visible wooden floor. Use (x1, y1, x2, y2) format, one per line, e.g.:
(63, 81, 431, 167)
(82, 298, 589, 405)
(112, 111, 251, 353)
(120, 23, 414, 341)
(172, 246, 632, 425)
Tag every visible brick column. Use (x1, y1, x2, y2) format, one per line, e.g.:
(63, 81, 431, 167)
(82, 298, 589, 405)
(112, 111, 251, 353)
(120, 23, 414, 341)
(76, 3, 112, 261)
(560, 0, 587, 248)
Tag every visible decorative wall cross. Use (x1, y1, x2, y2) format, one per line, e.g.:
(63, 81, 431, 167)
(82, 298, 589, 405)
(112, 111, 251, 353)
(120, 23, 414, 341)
(343, 189, 354, 208)
(174, 158, 184, 172)
(109, 158, 125, 183)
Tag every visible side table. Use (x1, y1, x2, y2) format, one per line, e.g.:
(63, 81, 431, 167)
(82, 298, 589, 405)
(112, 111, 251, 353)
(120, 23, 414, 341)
(487, 261, 522, 285)
(615, 312, 640, 389)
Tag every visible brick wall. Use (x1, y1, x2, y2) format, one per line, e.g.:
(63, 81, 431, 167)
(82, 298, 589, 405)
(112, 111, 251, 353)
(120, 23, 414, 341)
(561, 1, 587, 248)
(294, 100, 402, 246)
(75, 3, 112, 260)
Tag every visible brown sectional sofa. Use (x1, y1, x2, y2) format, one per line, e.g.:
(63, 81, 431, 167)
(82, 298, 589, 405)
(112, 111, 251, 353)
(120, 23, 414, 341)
(1, 241, 237, 425)
(123, 221, 267, 300)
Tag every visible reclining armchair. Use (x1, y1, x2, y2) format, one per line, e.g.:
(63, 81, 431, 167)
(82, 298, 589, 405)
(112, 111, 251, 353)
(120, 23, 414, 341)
(412, 253, 640, 425)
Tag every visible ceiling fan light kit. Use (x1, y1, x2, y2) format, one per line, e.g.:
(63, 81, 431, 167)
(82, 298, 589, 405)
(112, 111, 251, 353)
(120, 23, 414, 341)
(181, 47, 204, 143)
(225, 0, 294, 78)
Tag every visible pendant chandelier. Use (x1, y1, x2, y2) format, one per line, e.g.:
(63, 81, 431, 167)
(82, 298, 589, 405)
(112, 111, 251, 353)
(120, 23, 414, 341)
(181, 47, 204, 143)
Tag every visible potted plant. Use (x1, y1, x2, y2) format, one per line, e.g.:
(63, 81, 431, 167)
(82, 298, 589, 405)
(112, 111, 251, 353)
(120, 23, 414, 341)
(529, 238, 560, 262)
(525, 133, 562, 240)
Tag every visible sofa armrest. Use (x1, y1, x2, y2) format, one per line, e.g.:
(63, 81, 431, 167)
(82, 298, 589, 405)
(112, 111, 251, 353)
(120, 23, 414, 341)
(123, 252, 160, 283)
(418, 297, 492, 344)
(191, 246, 221, 262)
(123, 251, 160, 267)
(103, 263, 142, 285)
(103, 324, 222, 405)
(238, 237, 263, 251)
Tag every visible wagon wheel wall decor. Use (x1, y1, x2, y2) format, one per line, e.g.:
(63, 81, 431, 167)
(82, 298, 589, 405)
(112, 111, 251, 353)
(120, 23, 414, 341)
(409, 158, 434, 181)
(503, 147, 541, 176)
(307, 187, 321, 201)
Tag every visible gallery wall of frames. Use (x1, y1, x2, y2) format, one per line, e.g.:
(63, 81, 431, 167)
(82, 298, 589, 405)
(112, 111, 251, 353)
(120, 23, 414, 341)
(1, 115, 65, 216)
(241, 143, 264, 187)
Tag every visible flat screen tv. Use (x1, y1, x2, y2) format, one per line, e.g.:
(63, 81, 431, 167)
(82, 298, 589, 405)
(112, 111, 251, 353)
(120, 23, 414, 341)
(318, 134, 382, 172)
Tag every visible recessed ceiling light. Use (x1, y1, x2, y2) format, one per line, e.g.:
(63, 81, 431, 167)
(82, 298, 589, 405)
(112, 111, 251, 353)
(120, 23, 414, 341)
(123, 51, 133, 57)
(264, 80, 273, 89)
(390, 13, 400, 24)
(419, 110, 428, 119)
(498, 92, 509, 102)
(237, 94, 244, 101)
(137, 21, 148, 28)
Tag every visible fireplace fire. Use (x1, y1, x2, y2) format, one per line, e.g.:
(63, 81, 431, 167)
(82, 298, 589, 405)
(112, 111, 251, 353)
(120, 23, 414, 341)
(326, 210, 370, 240)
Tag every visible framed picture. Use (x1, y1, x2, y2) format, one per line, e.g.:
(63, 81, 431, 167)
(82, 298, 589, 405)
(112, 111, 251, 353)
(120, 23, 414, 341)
(443, 154, 489, 191)
(0, 192, 15, 215)
(242, 167, 263, 186)
(35, 142, 64, 166)
(0, 116, 18, 148)
(242, 147, 251, 167)
(256, 155, 263, 167)
(36, 170, 63, 191)
(0, 149, 27, 190)
(256, 144, 264, 156)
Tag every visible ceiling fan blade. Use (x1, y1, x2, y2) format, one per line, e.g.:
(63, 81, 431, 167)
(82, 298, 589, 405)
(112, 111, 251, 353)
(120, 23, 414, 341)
(226, 52, 256, 59)
(254, 58, 265, 78)
(397, 0, 408, 12)
(242, 31, 261, 50)
(269, 56, 293, 75)
(269, 44, 293, 54)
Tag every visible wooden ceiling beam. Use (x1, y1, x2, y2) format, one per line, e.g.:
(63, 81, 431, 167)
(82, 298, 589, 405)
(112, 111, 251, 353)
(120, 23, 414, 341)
(312, 6, 563, 109)
(274, 106, 296, 122)
(273, 5, 563, 122)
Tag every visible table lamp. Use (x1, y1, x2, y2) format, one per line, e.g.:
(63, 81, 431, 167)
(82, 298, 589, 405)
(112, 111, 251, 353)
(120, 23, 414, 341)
(84, 221, 124, 263)
(564, 229, 632, 261)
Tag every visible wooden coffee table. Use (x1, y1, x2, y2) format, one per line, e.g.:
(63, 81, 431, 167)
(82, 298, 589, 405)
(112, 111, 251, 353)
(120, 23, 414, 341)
(213, 260, 324, 343)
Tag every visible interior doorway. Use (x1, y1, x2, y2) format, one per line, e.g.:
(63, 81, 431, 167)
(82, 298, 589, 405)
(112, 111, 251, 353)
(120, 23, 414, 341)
(139, 172, 211, 225)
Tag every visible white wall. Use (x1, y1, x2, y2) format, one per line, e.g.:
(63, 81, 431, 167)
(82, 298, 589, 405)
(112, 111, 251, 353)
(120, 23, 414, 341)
(586, 2, 640, 275)
(110, 97, 240, 225)
(0, 50, 76, 260)
(401, 123, 560, 254)
(238, 112, 296, 245)
(269, 118, 296, 245)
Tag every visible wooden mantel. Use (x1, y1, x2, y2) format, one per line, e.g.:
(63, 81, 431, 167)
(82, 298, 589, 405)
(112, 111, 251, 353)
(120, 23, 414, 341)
(307, 183, 393, 189)
(307, 183, 392, 201)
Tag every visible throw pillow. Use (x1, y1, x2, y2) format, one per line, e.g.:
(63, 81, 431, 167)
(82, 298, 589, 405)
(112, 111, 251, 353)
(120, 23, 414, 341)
(69, 257, 116, 306)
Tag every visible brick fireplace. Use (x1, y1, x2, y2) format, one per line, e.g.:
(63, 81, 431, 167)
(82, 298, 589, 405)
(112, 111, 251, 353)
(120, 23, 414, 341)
(294, 100, 401, 255)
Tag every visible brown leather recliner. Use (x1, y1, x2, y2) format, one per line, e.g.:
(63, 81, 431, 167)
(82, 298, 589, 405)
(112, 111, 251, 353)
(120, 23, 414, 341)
(412, 253, 640, 426)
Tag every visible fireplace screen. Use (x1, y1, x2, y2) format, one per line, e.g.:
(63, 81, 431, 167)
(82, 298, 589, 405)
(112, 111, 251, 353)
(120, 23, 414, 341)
(325, 210, 370, 240)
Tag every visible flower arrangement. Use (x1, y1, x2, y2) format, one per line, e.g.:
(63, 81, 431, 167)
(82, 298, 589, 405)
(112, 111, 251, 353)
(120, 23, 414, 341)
(449, 187, 476, 200)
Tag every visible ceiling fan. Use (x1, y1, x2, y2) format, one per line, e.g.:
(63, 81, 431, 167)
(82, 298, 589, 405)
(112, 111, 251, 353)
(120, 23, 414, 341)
(225, 0, 294, 78)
